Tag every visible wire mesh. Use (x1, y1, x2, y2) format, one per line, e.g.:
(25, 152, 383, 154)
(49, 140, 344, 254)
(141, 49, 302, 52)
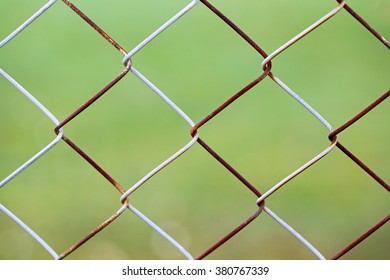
(0, 0, 388, 260)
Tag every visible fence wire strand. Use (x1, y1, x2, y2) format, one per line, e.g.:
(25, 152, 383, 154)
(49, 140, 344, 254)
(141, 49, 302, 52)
(1, 0, 389, 260)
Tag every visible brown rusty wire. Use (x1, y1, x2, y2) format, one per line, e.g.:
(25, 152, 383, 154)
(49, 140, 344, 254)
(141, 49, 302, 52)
(329, 90, 390, 192)
(337, 0, 390, 49)
(326, 1, 390, 258)
(55, 0, 131, 134)
(332, 214, 390, 260)
(326, 90, 389, 259)
(62, 0, 128, 55)
(53, 0, 133, 259)
(189, 0, 273, 258)
(56, 0, 130, 196)
(196, 203, 265, 260)
(191, 0, 271, 135)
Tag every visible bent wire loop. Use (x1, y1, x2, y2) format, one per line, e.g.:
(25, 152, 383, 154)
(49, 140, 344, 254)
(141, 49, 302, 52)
(0, 69, 64, 188)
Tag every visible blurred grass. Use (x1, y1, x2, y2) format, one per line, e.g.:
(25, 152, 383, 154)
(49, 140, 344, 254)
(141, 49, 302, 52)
(0, 0, 389, 259)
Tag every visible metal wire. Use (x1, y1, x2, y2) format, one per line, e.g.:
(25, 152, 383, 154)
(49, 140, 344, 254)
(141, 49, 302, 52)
(0, 0, 58, 48)
(0, 69, 64, 188)
(1, 0, 388, 260)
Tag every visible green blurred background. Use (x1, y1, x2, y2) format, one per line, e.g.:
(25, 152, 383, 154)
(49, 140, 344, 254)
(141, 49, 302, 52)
(0, 0, 389, 259)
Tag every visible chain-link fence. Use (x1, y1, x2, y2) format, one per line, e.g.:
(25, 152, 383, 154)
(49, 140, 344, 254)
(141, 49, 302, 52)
(1, 0, 389, 260)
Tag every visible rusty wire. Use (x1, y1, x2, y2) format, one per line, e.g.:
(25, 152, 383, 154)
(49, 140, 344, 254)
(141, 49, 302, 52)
(0, 0, 389, 260)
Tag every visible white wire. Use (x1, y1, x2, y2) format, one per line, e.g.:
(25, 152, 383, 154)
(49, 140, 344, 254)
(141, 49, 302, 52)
(122, 0, 199, 66)
(119, 67, 198, 256)
(255, 2, 347, 204)
(119, 0, 201, 257)
(120, 134, 198, 202)
(261, 1, 346, 68)
(120, 2, 200, 259)
(0, 69, 61, 126)
(0, 0, 58, 48)
(253, 3, 348, 258)
(127, 204, 194, 260)
(0, 203, 59, 259)
(0, 69, 63, 188)
(130, 67, 195, 127)
(255, 74, 338, 205)
(271, 75, 333, 131)
(121, 0, 199, 200)
(257, 141, 337, 205)
(264, 207, 326, 260)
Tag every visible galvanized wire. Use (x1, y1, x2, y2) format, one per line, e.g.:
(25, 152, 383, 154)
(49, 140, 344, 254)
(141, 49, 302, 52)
(1, 0, 388, 260)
